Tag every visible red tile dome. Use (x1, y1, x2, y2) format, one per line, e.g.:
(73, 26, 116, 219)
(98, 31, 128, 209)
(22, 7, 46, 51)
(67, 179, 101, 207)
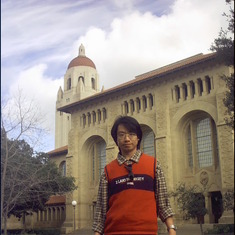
(67, 56, 96, 69)
(67, 44, 96, 70)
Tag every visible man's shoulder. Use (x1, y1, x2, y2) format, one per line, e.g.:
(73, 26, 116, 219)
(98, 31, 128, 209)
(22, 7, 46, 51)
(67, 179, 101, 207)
(141, 153, 155, 160)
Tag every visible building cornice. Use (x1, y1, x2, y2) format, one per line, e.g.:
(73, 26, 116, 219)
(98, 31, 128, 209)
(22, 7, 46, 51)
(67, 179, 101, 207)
(58, 52, 218, 113)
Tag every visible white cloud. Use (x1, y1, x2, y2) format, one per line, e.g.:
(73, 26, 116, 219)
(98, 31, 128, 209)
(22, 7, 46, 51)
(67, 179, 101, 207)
(78, 0, 231, 89)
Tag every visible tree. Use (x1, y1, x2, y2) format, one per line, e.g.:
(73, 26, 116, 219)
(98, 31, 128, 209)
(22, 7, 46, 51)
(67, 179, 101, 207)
(1, 91, 76, 235)
(223, 189, 234, 212)
(210, 0, 234, 129)
(170, 183, 207, 235)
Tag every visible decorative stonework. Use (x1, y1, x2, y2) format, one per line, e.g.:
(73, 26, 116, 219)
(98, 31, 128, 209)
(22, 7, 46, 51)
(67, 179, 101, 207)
(200, 171, 209, 187)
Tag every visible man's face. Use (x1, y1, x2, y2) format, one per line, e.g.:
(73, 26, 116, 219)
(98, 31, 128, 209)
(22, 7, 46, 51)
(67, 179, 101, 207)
(117, 124, 139, 156)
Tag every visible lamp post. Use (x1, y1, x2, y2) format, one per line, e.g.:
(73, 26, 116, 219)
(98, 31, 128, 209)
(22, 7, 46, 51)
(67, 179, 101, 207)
(72, 200, 77, 231)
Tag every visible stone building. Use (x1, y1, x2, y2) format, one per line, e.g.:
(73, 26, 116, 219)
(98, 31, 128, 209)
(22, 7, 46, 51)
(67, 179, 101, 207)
(47, 44, 234, 234)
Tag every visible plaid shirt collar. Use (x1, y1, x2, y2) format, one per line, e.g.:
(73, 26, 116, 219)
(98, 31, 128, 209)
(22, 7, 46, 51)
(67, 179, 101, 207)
(117, 149, 142, 165)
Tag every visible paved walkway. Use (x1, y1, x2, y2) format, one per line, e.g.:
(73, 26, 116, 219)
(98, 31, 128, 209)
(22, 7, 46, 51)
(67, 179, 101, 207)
(70, 224, 206, 235)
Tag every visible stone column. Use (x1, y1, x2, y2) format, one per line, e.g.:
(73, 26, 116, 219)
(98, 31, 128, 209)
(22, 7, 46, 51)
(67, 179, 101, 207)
(204, 192, 213, 223)
(179, 84, 184, 102)
(187, 82, 192, 100)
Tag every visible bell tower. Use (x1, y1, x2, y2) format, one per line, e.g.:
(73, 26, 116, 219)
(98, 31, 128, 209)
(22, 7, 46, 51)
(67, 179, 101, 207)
(55, 44, 100, 148)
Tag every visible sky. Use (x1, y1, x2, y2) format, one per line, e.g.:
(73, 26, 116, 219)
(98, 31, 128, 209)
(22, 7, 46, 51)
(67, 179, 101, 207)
(1, 0, 232, 152)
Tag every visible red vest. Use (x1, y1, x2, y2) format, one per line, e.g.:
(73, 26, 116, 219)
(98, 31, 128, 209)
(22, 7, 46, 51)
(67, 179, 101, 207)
(104, 153, 158, 235)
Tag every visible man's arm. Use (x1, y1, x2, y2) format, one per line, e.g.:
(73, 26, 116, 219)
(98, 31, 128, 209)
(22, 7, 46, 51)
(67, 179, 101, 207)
(155, 161, 175, 229)
(92, 172, 108, 235)
(165, 216, 176, 234)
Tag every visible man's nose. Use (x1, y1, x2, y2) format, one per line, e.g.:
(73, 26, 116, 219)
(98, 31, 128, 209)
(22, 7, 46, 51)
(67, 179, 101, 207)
(124, 134, 131, 140)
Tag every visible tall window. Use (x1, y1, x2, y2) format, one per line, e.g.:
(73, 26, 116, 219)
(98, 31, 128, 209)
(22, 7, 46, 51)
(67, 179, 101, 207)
(124, 101, 129, 114)
(91, 78, 95, 89)
(79, 76, 84, 84)
(175, 85, 180, 102)
(182, 83, 187, 100)
(130, 99, 135, 113)
(142, 129, 155, 157)
(196, 118, 213, 167)
(186, 116, 218, 169)
(67, 78, 71, 90)
(59, 161, 66, 176)
(103, 108, 107, 120)
(91, 140, 106, 182)
(197, 78, 203, 96)
(97, 109, 101, 123)
(190, 81, 195, 98)
(205, 76, 212, 93)
(149, 94, 154, 109)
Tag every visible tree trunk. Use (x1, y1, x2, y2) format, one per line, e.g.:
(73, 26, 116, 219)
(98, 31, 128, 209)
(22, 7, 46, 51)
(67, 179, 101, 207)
(199, 222, 204, 235)
(4, 215, 7, 235)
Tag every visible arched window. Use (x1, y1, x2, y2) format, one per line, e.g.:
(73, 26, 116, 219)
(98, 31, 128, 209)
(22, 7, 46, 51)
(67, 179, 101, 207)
(57, 208, 60, 221)
(97, 109, 101, 123)
(197, 78, 203, 96)
(142, 96, 147, 111)
(190, 81, 195, 98)
(61, 207, 65, 220)
(88, 112, 91, 125)
(91, 140, 106, 182)
(52, 208, 56, 221)
(124, 101, 129, 114)
(136, 98, 141, 112)
(67, 78, 71, 90)
(186, 116, 218, 169)
(175, 85, 180, 102)
(59, 161, 66, 176)
(44, 210, 47, 221)
(149, 94, 154, 109)
(48, 208, 51, 221)
(182, 83, 187, 100)
(82, 114, 86, 127)
(92, 111, 96, 123)
(142, 129, 155, 157)
(78, 76, 84, 84)
(205, 76, 212, 93)
(91, 78, 95, 89)
(130, 99, 135, 113)
(102, 108, 107, 120)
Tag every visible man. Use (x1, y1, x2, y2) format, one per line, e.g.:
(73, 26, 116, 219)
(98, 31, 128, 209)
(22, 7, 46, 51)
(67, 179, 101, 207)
(93, 116, 177, 235)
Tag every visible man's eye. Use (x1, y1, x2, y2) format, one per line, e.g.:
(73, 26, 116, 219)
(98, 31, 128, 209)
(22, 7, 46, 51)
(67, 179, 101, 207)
(130, 133, 136, 136)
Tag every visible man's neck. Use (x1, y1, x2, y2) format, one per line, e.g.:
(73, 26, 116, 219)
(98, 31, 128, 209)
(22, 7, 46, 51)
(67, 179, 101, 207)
(121, 150, 137, 160)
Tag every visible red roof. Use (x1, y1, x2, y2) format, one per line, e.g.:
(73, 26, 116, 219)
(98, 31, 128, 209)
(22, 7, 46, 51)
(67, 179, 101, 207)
(46, 195, 66, 205)
(48, 145, 68, 157)
(67, 55, 96, 69)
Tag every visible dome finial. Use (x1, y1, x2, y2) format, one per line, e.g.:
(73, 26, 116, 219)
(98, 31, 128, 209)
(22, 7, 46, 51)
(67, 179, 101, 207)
(79, 44, 85, 56)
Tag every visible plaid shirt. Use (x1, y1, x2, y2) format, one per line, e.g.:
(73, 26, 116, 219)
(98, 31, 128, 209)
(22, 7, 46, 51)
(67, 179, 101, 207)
(92, 150, 174, 234)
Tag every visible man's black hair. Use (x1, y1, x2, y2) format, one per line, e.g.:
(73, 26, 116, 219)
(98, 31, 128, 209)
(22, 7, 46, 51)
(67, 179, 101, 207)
(111, 116, 142, 149)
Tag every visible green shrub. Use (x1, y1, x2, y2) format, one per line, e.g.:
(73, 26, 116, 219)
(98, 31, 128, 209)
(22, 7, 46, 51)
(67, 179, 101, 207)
(205, 224, 234, 234)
